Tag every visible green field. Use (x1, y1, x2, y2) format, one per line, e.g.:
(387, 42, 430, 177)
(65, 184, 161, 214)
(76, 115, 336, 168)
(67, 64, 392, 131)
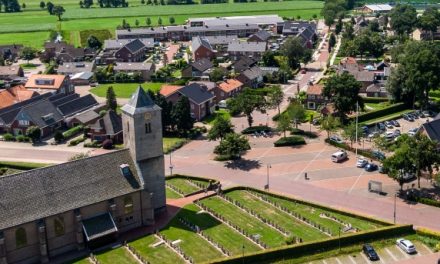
(166, 178, 202, 195)
(129, 235, 185, 264)
(0, 1, 322, 47)
(95, 246, 138, 264)
(166, 187, 183, 199)
(90, 82, 163, 98)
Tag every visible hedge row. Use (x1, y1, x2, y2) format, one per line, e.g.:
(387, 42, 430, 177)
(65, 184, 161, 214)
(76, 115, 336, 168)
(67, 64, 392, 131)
(416, 197, 440, 208)
(353, 103, 408, 123)
(210, 225, 413, 264)
(166, 174, 219, 185)
(0, 161, 50, 170)
(63, 125, 84, 139)
(362, 97, 390, 103)
(325, 138, 379, 161)
(274, 136, 306, 147)
(291, 128, 318, 138)
(241, 126, 272, 134)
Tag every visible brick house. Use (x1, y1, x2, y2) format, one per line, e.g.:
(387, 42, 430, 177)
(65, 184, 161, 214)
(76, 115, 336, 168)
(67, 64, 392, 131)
(247, 30, 271, 43)
(42, 41, 94, 63)
(113, 62, 155, 81)
(191, 36, 215, 61)
(181, 59, 213, 79)
(227, 41, 266, 60)
(305, 84, 326, 110)
(0, 65, 24, 81)
(65, 108, 101, 128)
(0, 85, 38, 110)
(88, 110, 123, 143)
(236, 66, 264, 88)
(215, 79, 243, 103)
(114, 39, 147, 63)
(25, 74, 74, 95)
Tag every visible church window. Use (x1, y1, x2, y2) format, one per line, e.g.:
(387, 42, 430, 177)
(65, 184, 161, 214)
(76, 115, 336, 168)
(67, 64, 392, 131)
(145, 123, 151, 134)
(54, 216, 65, 237)
(15, 228, 27, 248)
(124, 196, 134, 214)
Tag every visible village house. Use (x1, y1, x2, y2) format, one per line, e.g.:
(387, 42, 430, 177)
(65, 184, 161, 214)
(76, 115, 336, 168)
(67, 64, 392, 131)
(365, 82, 388, 98)
(231, 57, 258, 73)
(191, 36, 215, 61)
(113, 62, 155, 81)
(227, 41, 267, 60)
(65, 108, 101, 128)
(359, 4, 393, 14)
(88, 110, 123, 143)
(114, 39, 147, 63)
(236, 66, 264, 88)
(215, 79, 243, 103)
(247, 30, 272, 43)
(159, 84, 183, 98)
(181, 58, 214, 79)
(42, 41, 95, 63)
(204, 35, 238, 52)
(0, 44, 23, 61)
(56, 61, 95, 76)
(0, 85, 38, 110)
(305, 84, 326, 110)
(0, 88, 166, 264)
(280, 21, 317, 48)
(0, 65, 24, 81)
(25, 74, 74, 95)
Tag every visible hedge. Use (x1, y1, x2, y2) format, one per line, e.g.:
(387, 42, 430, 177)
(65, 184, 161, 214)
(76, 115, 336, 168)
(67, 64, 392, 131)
(362, 97, 390, 103)
(415, 197, 440, 208)
(352, 103, 408, 123)
(325, 138, 379, 161)
(68, 137, 85, 146)
(0, 161, 50, 170)
(210, 225, 413, 264)
(63, 125, 84, 140)
(274, 136, 306, 147)
(166, 174, 219, 185)
(241, 125, 272, 134)
(291, 128, 318, 138)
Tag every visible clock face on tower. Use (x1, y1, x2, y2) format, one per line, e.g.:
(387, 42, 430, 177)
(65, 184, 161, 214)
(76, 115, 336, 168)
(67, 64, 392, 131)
(144, 112, 152, 121)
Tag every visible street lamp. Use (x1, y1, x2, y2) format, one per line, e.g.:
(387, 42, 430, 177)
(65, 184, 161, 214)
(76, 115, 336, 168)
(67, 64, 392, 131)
(265, 164, 271, 190)
(242, 244, 245, 264)
(266, 113, 269, 127)
(169, 151, 174, 176)
(338, 227, 341, 252)
(394, 193, 397, 224)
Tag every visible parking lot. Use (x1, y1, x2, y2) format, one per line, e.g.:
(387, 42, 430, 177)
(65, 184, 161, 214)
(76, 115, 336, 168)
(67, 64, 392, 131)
(308, 241, 437, 264)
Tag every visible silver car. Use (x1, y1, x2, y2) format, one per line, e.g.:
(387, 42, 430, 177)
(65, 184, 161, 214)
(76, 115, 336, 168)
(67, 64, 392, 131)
(396, 238, 416, 254)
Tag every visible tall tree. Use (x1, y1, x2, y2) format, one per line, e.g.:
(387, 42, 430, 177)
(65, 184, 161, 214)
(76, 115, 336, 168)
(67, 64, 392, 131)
(40, 1, 45, 8)
(287, 102, 306, 128)
(268, 85, 284, 115)
(321, 0, 346, 30)
(320, 115, 340, 139)
(46, 1, 54, 14)
(52, 5, 65, 21)
(87, 35, 102, 49)
(342, 122, 362, 147)
(106, 86, 117, 111)
(410, 134, 440, 188)
(280, 37, 312, 69)
(154, 93, 173, 131)
(335, 17, 343, 35)
(389, 4, 417, 37)
(21, 47, 35, 64)
(208, 115, 234, 141)
(158, 17, 162, 25)
(328, 33, 336, 51)
(26, 126, 41, 143)
(214, 133, 250, 160)
(171, 96, 194, 132)
(146, 17, 151, 26)
(277, 113, 291, 138)
(228, 88, 268, 127)
(169, 16, 175, 25)
(418, 6, 440, 40)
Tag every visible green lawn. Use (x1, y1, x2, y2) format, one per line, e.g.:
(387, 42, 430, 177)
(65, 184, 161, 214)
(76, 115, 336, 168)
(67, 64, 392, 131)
(178, 204, 261, 255)
(163, 137, 188, 154)
(226, 191, 327, 241)
(95, 246, 138, 264)
(65, 257, 93, 264)
(160, 214, 224, 263)
(200, 196, 287, 248)
(19, 63, 37, 69)
(90, 82, 164, 98)
(129, 235, 185, 264)
(202, 109, 231, 125)
(166, 178, 201, 195)
(0, 31, 50, 48)
(166, 187, 183, 199)
(365, 102, 391, 112)
(362, 109, 413, 126)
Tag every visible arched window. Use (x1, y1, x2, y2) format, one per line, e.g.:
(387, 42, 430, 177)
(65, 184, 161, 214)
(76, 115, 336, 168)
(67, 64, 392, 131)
(54, 216, 65, 237)
(15, 228, 27, 248)
(124, 196, 133, 214)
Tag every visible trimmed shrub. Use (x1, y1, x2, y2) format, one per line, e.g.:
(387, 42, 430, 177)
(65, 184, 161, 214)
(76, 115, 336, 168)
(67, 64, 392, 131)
(54, 130, 64, 143)
(3, 133, 15, 141)
(290, 128, 318, 138)
(325, 138, 378, 161)
(362, 97, 390, 103)
(353, 103, 407, 123)
(16, 135, 30, 142)
(68, 137, 85, 146)
(274, 136, 306, 147)
(0, 161, 48, 170)
(242, 125, 272, 134)
(102, 139, 113, 149)
(84, 140, 102, 148)
(415, 197, 440, 208)
(63, 125, 84, 140)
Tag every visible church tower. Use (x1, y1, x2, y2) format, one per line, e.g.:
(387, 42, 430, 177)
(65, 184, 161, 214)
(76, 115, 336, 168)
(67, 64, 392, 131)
(121, 87, 166, 217)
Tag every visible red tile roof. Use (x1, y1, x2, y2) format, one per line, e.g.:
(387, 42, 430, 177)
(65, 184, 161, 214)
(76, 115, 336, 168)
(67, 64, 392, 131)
(218, 79, 243, 93)
(159, 85, 183, 97)
(0, 85, 37, 109)
(25, 74, 67, 90)
(340, 57, 357, 65)
(306, 84, 323, 95)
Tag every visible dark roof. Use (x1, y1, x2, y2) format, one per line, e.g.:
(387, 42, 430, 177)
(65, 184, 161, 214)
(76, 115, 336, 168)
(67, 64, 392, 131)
(51, 93, 80, 107)
(128, 86, 154, 108)
(57, 94, 98, 116)
(192, 36, 213, 52)
(66, 109, 100, 124)
(178, 83, 215, 105)
(82, 213, 118, 241)
(232, 57, 258, 73)
(0, 149, 141, 230)
(101, 110, 122, 135)
(0, 93, 53, 124)
(18, 99, 64, 128)
(124, 39, 146, 53)
(250, 30, 271, 42)
(227, 41, 266, 53)
(422, 119, 440, 141)
(282, 21, 317, 35)
(240, 66, 264, 81)
(190, 58, 213, 72)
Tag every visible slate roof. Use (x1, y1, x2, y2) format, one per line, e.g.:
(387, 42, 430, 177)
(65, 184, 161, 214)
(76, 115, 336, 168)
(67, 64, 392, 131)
(204, 35, 238, 45)
(66, 109, 100, 124)
(123, 39, 146, 53)
(422, 119, 440, 141)
(57, 62, 95, 75)
(240, 66, 263, 81)
(57, 94, 99, 117)
(0, 93, 53, 125)
(0, 149, 141, 230)
(121, 86, 158, 115)
(231, 57, 258, 72)
(178, 83, 215, 105)
(227, 41, 266, 53)
(192, 36, 213, 52)
(51, 93, 80, 107)
(188, 15, 283, 27)
(102, 110, 122, 135)
(249, 30, 271, 42)
(282, 21, 317, 36)
(18, 99, 64, 128)
(104, 39, 154, 50)
(114, 62, 154, 71)
(190, 58, 213, 72)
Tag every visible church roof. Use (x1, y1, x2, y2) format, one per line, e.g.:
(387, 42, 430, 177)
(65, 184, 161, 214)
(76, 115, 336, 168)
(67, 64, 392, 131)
(0, 149, 141, 230)
(121, 86, 159, 115)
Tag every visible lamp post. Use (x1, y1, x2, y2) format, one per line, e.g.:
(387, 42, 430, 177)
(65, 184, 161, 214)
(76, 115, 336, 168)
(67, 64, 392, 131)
(338, 227, 341, 252)
(242, 244, 245, 264)
(169, 151, 174, 176)
(394, 193, 397, 224)
(265, 164, 271, 190)
(266, 113, 269, 127)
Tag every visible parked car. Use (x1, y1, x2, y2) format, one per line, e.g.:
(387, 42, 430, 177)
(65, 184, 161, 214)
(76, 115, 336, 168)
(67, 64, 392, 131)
(400, 171, 416, 182)
(312, 118, 321, 126)
(329, 135, 343, 144)
(422, 110, 436, 118)
(377, 122, 385, 130)
(403, 114, 414, 122)
(385, 131, 395, 141)
(408, 127, 418, 137)
(385, 121, 393, 129)
(365, 163, 378, 172)
(394, 129, 401, 137)
(356, 157, 368, 168)
(368, 131, 379, 139)
(391, 120, 400, 127)
(361, 126, 369, 134)
(372, 150, 386, 161)
(363, 244, 379, 261)
(396, 239, 416, 254)
(331, 150, 348, 163)
(378, 165, 387, 174)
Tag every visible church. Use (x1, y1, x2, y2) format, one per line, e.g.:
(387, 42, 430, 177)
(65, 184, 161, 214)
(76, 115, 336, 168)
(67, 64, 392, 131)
(0, 87, 166, 264)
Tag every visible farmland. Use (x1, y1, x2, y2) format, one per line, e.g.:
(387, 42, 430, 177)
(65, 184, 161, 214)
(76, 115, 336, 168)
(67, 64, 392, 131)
(0, 0, 322, 47)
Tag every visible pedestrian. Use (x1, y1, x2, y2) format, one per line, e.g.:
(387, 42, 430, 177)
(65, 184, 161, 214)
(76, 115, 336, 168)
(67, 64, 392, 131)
(304, 172, 308, 180)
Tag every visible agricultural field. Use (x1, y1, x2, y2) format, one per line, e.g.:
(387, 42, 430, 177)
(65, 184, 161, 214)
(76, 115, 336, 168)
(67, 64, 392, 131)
(90, 82, 163, 98)
(67, 187, 398, 264)
(0, 0, 322, 47)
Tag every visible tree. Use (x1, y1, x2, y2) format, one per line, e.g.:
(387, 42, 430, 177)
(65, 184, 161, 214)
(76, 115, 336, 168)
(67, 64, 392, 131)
(169, 16, 175, 25)
(383, 143, 415, 190)
(40, 1, 45, 8)
(342, 22, 354, 40)
(160, 0, 165, 4)
(146, 17, 151, 26)
(106, 86, 117, 111)
(22, 3, 25, 8)
(320, 115, 340, 139)
(154, 93, 173, 131)
(214, 133, 250, 160)
(342, 122, 362, 147)
(410, 134, 440, 188)
(141, 0, 145, 3)
(328, 33, 336, 51)
(171, 96, 194, 133)
(368, 19, 380, 32)
(287, 102, 305, 128)
(228, 88, 268, 127)
(262, 50, 279, 67)
(52, 5, 65, 21)
(158, 17, 162, 25)
(21, 47, 35, 64)
(135, 19, 139, 27)
(418, 6, 440, 40)
(281, 37, 312, 69)
(322, 72, 363, 119)
(83, 0, 93, 7)
(209, 67, 226, 82)
(208, 115, 234, 141)
(26, 126, 41, 143)
(335, 17, 343, 35)
(389, 4, 417, 37)
(87, 35, 102, 49)
(54, 130, 64, 143)
(268, 85, 284, 115)
(321, 0, 346, 29)
(46, 1, 54, 14)
(277, 113, 291, 138)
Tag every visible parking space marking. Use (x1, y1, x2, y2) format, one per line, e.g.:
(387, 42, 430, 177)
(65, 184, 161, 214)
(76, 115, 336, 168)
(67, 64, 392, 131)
(335, 257, 343, 264)
(385, 248, 399, 261)
(361, 253, 373, 264)
(348, 169, 366, 194)
(294, 144, 329, 180)
(323, 260, 328, 264)
(348, 256, 357, 264)
(396, 246, 410, 259)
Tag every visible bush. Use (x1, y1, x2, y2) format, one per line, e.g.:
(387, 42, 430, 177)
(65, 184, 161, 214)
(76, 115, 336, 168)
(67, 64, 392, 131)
(362, 97, 390, 103)
(0, 161, 49, 170)
(54, 130, 64, 143)
(290, 128, 318, 138)
(68, 136, 85, 146)
(16, 135, 30, 142)
(416, 197, 440, 208)
(63, 125, 84, 139)
(242, 126, 271, 134)
(84, 140, 102, 148)
(102, 139, 113, 149)
(353, 103, 407, 123)
(325, 138, 378, 161)
(274, 136, 306, 147)
(3, 133, 15, 141)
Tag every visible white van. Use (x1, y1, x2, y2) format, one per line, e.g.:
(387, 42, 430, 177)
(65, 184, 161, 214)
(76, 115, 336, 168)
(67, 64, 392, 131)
(331, 150, 347, 163)
(218, 100, 227, 109)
